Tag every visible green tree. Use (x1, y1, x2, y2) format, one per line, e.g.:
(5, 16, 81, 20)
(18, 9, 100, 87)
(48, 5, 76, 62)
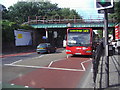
(7, 2, 40, 23)
(2, 20, 34, 43)
(97, 29, 113, 39)
(6, 1, 60, 23)
(60, 8, 82, 19)
(1, 4, 9, 20)
(109, 1, 120, 23)
(2, 20, 19, 42)
(6, 1, 82, 24)
(97, 30, 103, 38)
(20, 24, 35, 30)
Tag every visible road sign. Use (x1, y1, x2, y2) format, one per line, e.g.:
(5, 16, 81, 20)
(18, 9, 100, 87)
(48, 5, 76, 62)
(96, 0, 113, 10)
(98, 7, 114, 13)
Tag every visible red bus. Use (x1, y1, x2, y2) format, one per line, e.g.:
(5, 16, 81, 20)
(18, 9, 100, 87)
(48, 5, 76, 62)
(66, 28, 94, 56)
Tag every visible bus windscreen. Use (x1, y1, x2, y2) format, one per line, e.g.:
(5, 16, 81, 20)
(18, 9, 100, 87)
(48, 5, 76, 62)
(68, 29, 90, 47)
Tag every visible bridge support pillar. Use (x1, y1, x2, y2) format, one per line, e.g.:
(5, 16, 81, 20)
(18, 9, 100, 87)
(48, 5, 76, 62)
(45, 28, 48, 39)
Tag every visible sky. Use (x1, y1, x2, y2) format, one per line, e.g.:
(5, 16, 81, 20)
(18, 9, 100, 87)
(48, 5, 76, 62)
(0, 0, 104, 19)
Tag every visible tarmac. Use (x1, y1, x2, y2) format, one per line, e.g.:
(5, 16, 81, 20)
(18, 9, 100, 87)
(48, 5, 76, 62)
(1, 48, 120, 89)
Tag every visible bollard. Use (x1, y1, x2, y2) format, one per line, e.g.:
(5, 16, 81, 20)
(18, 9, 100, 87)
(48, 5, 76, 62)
(108, 45, 114, 56)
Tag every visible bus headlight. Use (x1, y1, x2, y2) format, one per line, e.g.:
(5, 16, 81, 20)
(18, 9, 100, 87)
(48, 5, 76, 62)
(86, 50, 91, 53)
(82, 47, 87, 50)
(66, 50, 71, 52)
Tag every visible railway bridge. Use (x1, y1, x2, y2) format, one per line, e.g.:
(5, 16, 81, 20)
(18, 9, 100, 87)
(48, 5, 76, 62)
(25, 16, 116, 47)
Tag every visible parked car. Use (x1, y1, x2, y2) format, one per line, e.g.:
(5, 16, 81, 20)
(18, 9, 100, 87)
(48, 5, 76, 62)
(36, 43, 56, 54)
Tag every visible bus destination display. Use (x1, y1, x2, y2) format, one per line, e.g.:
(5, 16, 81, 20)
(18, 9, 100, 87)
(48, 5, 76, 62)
(69, 29, 90, 33)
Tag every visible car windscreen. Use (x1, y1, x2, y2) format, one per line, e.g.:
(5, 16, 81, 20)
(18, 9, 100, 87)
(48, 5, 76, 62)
(37, 44, 47, 48)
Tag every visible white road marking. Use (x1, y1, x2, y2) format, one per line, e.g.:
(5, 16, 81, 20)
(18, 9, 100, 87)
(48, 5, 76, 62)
(11, 83, 15, 85)
(47, 58, 66, 67)
(4, 55, 45, 65)
(4, 51, 65, 65)
(25, 86, 29, 88)
(67, 55, 69, 58)
(67, 54, 72, 58)
(4, 50, 93, 72)
(80, 59, 92, 71)
(91, 68, 93, 72)
(48, 58, 92, 71)
(81, 62, 86, 71)
(4, 58, 92, 72)
(32, 55, 44, 59)
(4, 64, 85, 72)
(48, 61, 54, 67)
(90, 58, 92, 60)
(10, 59, 23, 65)
(53, 58, 66, 62)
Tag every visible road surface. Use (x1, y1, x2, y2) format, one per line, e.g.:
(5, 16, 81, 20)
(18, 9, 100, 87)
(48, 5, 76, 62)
(2, 50, 93, 88)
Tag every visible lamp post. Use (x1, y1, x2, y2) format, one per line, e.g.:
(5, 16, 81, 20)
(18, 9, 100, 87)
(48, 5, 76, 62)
(104, 9, 109, 88)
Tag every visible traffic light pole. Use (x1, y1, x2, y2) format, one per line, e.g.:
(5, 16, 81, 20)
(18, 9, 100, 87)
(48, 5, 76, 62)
(104, 9, 109, 88)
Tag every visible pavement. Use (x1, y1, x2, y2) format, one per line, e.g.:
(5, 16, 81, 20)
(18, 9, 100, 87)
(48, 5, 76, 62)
(81, 49, 120, 89)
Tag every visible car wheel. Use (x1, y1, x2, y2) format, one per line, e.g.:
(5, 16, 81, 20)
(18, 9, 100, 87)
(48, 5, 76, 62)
(54, 50, 56, 53)
(37, 52, 40, 54)
(47, 50, 50, 54)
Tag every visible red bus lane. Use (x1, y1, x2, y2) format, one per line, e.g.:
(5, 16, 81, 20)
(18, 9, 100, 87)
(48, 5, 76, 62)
(10, 57, 92, 88)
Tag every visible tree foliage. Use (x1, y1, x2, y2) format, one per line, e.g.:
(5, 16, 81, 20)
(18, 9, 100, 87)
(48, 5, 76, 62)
(1, 4, 9, 20)
(2, 20, 34, 43)
(59, 8, 82, 19)
(2, 1, 82, 43)
(3, 1, 82, 24)
(109, 1, 120, 23)
(2, 20, 19, 42)
(97, 30, 103, 38)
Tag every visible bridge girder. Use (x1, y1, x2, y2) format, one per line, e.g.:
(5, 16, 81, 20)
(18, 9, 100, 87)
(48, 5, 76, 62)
(30, 23, 115, 29)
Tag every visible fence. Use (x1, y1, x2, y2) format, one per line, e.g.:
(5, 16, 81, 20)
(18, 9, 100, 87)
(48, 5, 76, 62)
(25, 16, 116, 24)
(92, 41, 120, 89)
(92, 41, 104, 88)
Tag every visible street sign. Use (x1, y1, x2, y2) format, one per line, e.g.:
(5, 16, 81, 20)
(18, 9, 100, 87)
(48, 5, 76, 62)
(96, 0, 113, 10)
(98, 7, 114, 13)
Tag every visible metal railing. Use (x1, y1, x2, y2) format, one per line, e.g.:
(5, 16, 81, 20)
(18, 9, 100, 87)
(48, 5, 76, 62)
(92, 41, 120, 89)
(25, 16, 116, 24)
(92, 41, 104, 88)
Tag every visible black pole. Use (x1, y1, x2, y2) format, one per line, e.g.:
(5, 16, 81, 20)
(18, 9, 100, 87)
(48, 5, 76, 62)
(104, 9, 109, 88)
